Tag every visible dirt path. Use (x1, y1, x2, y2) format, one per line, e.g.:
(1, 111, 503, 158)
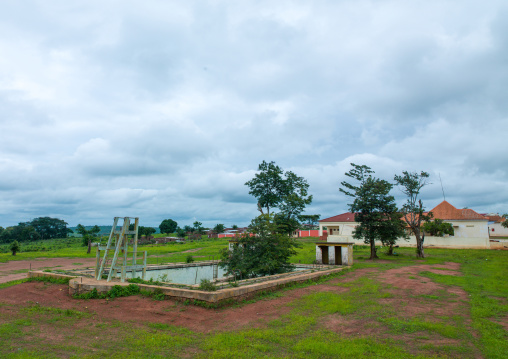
(0, 258, 97, 283)
(0, 262, 472, 334)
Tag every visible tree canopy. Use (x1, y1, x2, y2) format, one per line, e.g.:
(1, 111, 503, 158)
(219, 214, 300, 278)
(27, 217, 71, 239)
(159, 219, 178, 235)
(422, 219, 454, 237)
(298, 214, 321, 228)
(193, 221, 204, 235)
(76, 224, 101, 253)
(138, 226, 156, 239)
(0, 223, 41, 244)
(394, 171, 431, 258)
(340, 163, 404, 259)
(213, 223, 225, 234)
(245, 160, 312, 235)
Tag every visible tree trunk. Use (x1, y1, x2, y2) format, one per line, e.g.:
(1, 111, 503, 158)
(416, 232, 425, 258)
(387, 244, 394, 255)
(87, 238, 92, 254)
(369, 239, 378, 259)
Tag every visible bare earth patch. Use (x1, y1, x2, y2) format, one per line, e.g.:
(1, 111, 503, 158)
(0, 258, 97, 284)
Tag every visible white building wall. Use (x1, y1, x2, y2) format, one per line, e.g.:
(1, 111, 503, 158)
(488, 222, 508, 237)
(322, 220, 490, 249)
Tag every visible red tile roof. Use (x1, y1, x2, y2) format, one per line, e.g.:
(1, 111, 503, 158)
(429, 201, 487, 221)
(484, 215, 505, 223)
(320, 213, 356, 223)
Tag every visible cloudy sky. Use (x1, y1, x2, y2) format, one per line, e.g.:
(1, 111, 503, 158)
(1, 1, 507, 228)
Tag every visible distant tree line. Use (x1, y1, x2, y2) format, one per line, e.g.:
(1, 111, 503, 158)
(0, 217, 71, 244)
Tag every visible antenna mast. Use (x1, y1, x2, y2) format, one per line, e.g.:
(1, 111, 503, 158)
(439, 173, 446, 201)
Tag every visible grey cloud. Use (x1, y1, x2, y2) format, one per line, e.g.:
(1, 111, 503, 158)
(1, 1, 507, 227)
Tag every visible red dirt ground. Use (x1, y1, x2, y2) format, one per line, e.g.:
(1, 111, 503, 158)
(0, 262, 471, 334)
(0, 258, 97, 283)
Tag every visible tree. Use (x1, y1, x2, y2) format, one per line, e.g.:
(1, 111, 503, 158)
(231, 225, 238, 230)
(213, 223, 225, 234)
(183, 225, 193, 234)
(394, 171, 431, 258)
(9, 240, 20, 256)
(175, 227, 186, 238)
(219, 214, 300, 278)
(0, 224, 41, 244)
(139, 226, 156, 239)
(422, 219, 454, 237)
(340, 163, 402, 259)
(159, 219, 178, 235)
(377, 212, 408, 255)
(27, 217, 70, 239)
(298, 214, 321, 228)
(193, 221, 204, 234)
(76, 224, 101, 254)
(245, 160, 312, 235)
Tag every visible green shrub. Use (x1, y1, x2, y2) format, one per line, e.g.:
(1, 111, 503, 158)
(9, 240, 20, 255)
(186, 255, 194, 263)
(199, 279, 217, 291)
(73, 284, 140, 299)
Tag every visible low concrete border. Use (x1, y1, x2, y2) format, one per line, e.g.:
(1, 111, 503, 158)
(29, 266, 349, 304)
(28, 271, 78, 281)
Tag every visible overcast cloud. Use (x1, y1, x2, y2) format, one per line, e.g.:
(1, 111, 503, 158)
(1, 0, 507, 228)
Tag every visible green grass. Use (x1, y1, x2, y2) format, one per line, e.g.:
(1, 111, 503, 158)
(0, 279, 28, 289)
(0, 239, 506, 358)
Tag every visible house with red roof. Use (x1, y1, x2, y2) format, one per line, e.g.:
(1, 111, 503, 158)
(318, 201, 492, 249)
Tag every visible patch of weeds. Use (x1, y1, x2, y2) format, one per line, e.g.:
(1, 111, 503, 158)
(9, 269, 29, 274)
(72, 262, 83, 265)
(418, 294, 439, 300)
(292, 330, 416, 358)
(23, 303, 88, 319)
(380, 317, 463, 338)
(150, 288, 165, 301)
(186, 254, 195, 263)
(0, 322, 26, 340)
(73, 284, 141, 299)
(199, 279, 217, 291)
(294, 276, 395, 320)
(408, 275, 416, 279)
(0, 278, 28, 289)
(431, 267, 457, 271)
(418, 343, 475, 357)
(27, 276, 71, 285)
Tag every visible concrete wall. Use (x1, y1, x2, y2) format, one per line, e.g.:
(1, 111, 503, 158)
(488, 222, 508, 237)
(327, 234, 490, 249)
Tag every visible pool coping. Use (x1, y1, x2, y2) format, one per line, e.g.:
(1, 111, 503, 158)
(28, 264, 349, 303)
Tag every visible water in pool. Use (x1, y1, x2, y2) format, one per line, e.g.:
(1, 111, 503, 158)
(128, 264, 308, 285)
(133, 265, 227, 285)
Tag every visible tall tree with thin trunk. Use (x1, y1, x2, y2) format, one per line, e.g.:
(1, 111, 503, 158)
(394, 171, 431, 258)
(340, 163, 401, 259)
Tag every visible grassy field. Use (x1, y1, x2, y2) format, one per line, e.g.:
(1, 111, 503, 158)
(0, 239, 507, 358)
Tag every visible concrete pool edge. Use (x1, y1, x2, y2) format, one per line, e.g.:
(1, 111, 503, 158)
(28, 265, 349, 304)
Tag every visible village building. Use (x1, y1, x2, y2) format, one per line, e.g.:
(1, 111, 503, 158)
(317, 200, 494, 250)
